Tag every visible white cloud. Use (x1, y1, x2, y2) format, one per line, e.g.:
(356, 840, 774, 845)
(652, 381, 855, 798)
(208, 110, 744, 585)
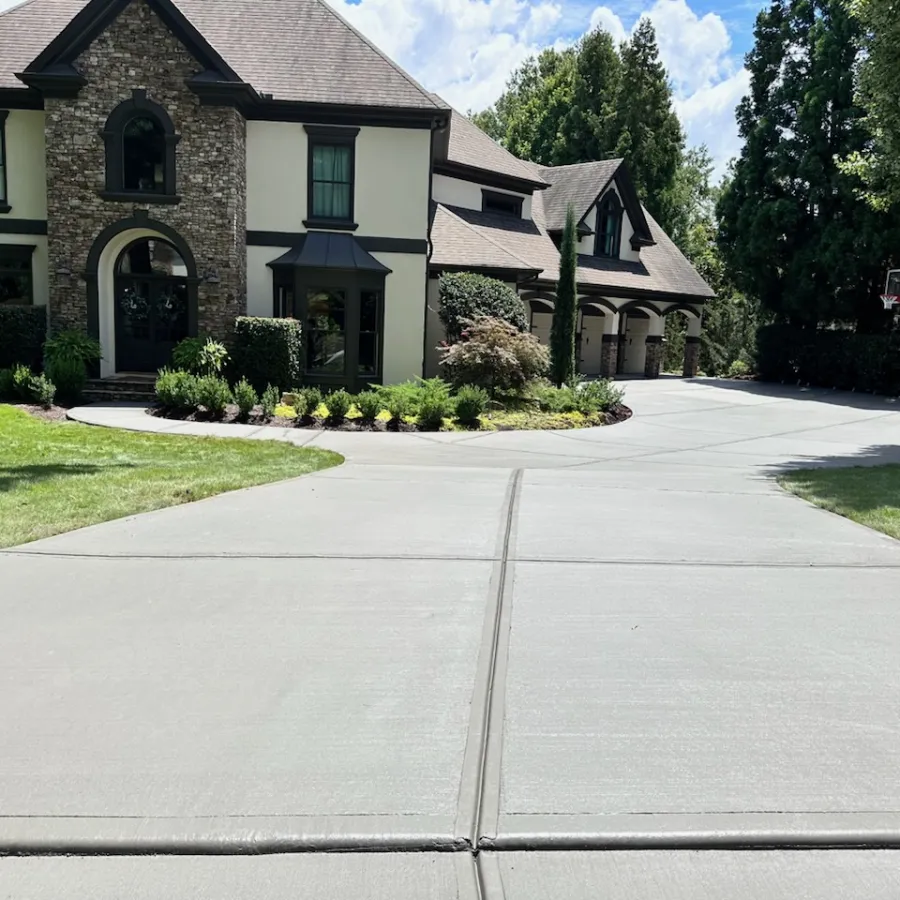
(589, 6, 627, 44)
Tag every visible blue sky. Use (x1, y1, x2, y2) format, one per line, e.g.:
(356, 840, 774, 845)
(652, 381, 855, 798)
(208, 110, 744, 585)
(0, 0, 763, 177)
(328, 0, 765, 177)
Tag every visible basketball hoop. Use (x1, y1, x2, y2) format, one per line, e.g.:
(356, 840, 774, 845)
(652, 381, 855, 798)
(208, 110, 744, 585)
(880, 294, 899, 311)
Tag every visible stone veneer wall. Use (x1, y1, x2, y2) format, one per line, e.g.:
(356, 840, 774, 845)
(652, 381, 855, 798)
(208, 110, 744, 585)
(45, 0, 246, 343)
(599, 335, 618, 378)
(683, 336, 701, 377)
(643, 336, 663, 379)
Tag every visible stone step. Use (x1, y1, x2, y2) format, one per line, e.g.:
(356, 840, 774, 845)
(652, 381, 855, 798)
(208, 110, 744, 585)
(82, 390, 156, 404)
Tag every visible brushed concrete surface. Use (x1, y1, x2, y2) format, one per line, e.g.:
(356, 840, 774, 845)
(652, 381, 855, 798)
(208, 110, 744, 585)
(6, 380, 900, 869)
(488, 850, 900, 898)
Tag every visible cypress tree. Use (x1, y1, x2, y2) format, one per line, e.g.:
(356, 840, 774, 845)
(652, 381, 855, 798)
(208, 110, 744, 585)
(550, 205, 578, 386)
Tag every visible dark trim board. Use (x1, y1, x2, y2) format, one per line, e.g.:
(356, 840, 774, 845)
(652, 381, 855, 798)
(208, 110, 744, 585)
(0, 88, 43, 109)
(247, 231, 427, 254)
(527, 278, 713, 306)
(433, 161, 546, 195)
(0, 219, 48, 235)
(429, 264, 541, 282)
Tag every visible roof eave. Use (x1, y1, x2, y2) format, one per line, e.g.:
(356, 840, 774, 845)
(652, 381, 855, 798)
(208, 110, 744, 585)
(434, 161, 548, 194)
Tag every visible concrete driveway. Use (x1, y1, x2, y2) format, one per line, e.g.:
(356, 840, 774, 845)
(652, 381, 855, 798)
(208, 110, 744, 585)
(4, 379, 900, 897)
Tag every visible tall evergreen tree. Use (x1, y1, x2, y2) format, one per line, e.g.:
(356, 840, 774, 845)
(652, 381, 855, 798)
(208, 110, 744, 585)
(613, 18, 684, 229)
(718, 0, 900, 330)
(550, 205, 578, 386)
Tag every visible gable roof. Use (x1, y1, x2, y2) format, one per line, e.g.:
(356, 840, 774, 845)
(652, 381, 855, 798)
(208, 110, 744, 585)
(432, 103, 548, 192)
(1, 0, 445, 112)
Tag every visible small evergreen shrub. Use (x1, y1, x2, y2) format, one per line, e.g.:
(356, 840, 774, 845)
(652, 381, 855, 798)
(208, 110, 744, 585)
(355, 390, 382, 420)
(46, 354, 87, 404)
(325, 389, 352, 421)
(155, 369, 200, 411)
(454, 385, 489, 426)
(574, 379, 624, 414)
(298, 387, 324, 419)
(438, 273, 528, 344)
(385, 392, 411, 422)
(30, 373, 56, 408)
(727, 358, 751, 378)
(195, 375, 232, 417)
(440, 317, 549, 395)
(232, 378, 258, 419)
(260, 383, 280, 418)
(417, 394, 450, 431)
(11, 364, 35, 401)
(0, 306, 46, 370)
(232, 317, 302, 393)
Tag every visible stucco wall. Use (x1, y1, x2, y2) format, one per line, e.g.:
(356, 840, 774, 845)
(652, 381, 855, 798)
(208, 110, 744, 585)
(3, 110, 47, 219)
(247, 121, 431, 239)
(621, 315, 649, 373)
(432, 173, 532, 218)
(44, 0, 246, 348)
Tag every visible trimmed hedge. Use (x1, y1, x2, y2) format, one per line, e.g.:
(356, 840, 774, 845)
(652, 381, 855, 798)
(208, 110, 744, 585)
(438, 272, 528, 344)
(757, 324, 900, 395)
(232, 317, 301, 393)
(0, 306, 46, 370)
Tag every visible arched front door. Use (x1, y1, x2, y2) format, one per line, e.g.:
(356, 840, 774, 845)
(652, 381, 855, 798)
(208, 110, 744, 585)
(114, 237, 190, 372)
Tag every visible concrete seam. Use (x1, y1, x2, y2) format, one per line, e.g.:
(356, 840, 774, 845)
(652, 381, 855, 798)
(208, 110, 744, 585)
(454, 469, 522, 847)
(475, 849, 507, 900)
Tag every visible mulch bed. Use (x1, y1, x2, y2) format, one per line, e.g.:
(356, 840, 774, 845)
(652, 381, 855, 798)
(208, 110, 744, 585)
(14, 403, 72, 423)
(148, 401, 633, 432)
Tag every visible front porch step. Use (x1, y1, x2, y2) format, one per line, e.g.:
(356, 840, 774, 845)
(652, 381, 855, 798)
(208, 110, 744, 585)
(83, 377, 157, 404)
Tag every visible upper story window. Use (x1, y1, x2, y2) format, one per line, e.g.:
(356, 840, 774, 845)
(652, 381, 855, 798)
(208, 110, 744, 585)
(595, 191, 622, 258)
(0, 244, 35, 305)
(482, 189, 523, 218)
(0, 111, 9, 214)
(100, 90, 180, 203)
(304, 125, 359, 230)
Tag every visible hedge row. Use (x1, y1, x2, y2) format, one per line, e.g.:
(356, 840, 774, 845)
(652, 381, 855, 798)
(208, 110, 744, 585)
(757, 323, 900, 394)
(231, 317, 302, 392)
(0, 307, 46, 370)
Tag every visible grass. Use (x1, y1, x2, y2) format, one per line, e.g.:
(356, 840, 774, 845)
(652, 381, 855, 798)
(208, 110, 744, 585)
(0, 405, 342, 548)
(779, 465, 900, 541)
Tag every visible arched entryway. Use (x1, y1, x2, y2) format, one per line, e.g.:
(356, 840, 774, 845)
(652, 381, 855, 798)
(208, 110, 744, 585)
(86, 216, 198, 377)
(114, 238, 190, 372)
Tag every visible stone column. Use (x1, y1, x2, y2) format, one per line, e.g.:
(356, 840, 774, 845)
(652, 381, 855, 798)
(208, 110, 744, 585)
(600, 312, 620, 378)
(643, 313, 665, 379)
(683, 315, 702, 377)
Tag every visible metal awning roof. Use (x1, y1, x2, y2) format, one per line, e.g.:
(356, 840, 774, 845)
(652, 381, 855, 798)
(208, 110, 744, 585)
(267, 233, 392, 274)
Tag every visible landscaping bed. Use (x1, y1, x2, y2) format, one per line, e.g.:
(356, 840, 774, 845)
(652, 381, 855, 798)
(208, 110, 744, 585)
(0, 405, 341, 549)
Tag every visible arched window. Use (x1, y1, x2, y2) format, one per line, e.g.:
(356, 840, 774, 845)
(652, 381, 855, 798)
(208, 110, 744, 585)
(595, 191, 622, 258)
(101, 91, 180, 202)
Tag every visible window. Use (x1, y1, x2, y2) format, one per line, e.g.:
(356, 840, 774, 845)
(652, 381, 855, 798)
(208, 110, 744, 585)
(0, 111, 8, 213)
(358, 288, 381, 376)
(101, 91, 180, 202)
(304, 125, 358, 228)
(482, 189, 523, 218)
(0, 244, 35, 305)
(595, 191, 622, 258)
(306, 288, 347, 375)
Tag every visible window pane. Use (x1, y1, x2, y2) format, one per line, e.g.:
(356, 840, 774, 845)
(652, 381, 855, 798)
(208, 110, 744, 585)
(358, 289, 381, 375)
(312, 145, 335, 181)
(0, 164, 5, 203)
(312, 181, 334, 218)
(0, 272, 32, 305)
(330, 183, 350, 219)
(123, 116, 165, 193)
(306, 289, 346, 374)
(117, 239, 187, 277)
(310, 143, 352, 219)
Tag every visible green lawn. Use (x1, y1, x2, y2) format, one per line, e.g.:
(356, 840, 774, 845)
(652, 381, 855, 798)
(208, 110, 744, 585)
(0, 405, 342, 548)
(779, 465, 900, 541)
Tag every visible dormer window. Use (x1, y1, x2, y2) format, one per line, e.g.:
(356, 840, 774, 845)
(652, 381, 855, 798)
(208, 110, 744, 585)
(100, 91, 180, 203)
(595, 191, 622, 258)
(482, 189, 523, 218)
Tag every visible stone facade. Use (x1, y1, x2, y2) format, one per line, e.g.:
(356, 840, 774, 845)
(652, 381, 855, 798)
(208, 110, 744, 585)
(644, 336, 663, 379)
(600, 335, 618, 378)
(683, 336, 701, 377)
(45, 0, 246, 348)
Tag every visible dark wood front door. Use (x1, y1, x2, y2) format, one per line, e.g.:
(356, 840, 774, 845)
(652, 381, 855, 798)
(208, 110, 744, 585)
(114, 276, 189, 372)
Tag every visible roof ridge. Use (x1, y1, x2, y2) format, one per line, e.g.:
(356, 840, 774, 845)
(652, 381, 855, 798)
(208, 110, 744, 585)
(439, 203, 541, 271)
(311, 0, 440, 110)
(539, 158, 624, 173)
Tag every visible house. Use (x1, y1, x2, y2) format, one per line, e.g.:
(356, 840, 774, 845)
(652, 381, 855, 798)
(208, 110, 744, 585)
(0, 0, 714, 392)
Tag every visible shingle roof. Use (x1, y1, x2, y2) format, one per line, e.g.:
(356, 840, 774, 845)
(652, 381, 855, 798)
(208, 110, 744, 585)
(431, 193, 714, 301)
(536, 159, 621, 230)
(430, 204, 539, 273)
(0, 0, 88, 88)
(431, 100, 548, 189)
(0, 0, 444, 110)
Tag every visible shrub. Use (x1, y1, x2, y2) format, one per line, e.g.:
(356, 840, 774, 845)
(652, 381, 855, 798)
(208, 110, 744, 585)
(232, 378, 258, 419)
(0, 306, 46, 370)
(727, 358, 751, 378)
(0, 368, 14, 400)
(195, 375, 232, 417)
(453, 385, 489, 426)
(385, 391, 411, 422)
(417, 394, 451, 431)
(325, 389, 352, 421)
(375, 380, 430, 416)
(30, 373, 56, 408)
(298, 386, 324, 419)
(11, 364, 35, 401)
(155, 369, 200, 411)
(171, 336, 229, 376)
(575, 379, 624, 414)
(232, 317, 302, 393)
(355, 390, 382, 420)
(46, 354, 88, 405)
(440, 317, 549, 395)
(43, 330, 102, 366)
(437, 272, 528, 344)
(260, 383, 280, 418)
